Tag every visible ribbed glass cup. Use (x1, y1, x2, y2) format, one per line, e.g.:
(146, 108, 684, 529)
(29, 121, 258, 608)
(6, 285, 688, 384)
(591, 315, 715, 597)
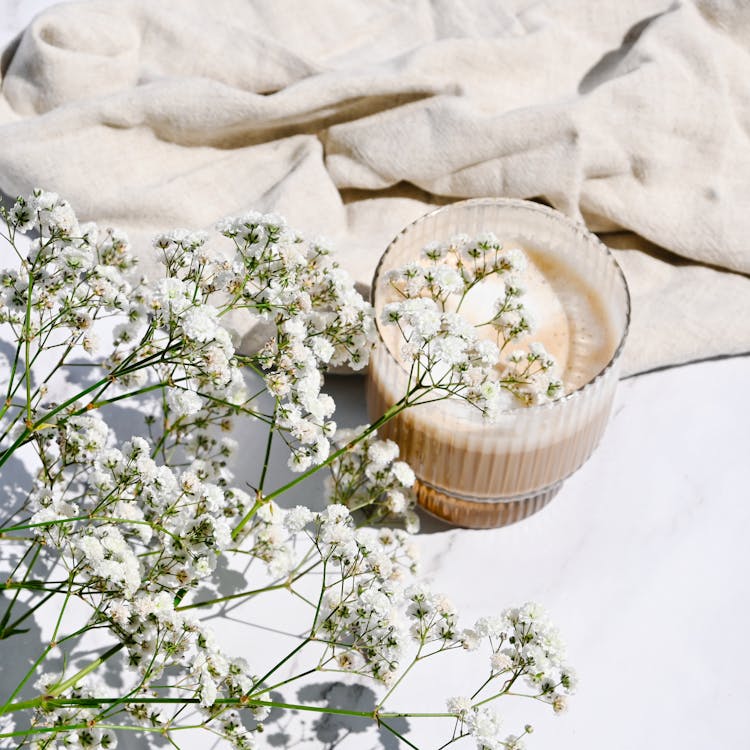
(366, 198, 630, 528)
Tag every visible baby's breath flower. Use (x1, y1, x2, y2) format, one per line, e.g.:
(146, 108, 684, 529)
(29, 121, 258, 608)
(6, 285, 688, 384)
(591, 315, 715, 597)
(326, 427, 418, 529)
(382, 233, 565, 412)
(166, 387, 202, 417)
(447, 695, 473, 717)
(0, 191, 572, 750)
(466, 705, 504, 749)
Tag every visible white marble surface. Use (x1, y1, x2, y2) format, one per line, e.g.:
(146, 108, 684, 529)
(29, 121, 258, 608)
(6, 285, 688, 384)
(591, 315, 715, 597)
(405, 355, 750, 748)
(219, 356, 750, 750)
(1, 3, 750, 749)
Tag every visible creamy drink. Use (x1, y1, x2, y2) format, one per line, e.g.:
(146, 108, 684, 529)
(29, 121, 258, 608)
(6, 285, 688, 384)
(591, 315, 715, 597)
(366, 199, 630, 528)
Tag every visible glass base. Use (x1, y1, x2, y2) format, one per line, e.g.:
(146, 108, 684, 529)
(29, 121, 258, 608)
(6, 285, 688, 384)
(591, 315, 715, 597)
(415, 479, 562, 529)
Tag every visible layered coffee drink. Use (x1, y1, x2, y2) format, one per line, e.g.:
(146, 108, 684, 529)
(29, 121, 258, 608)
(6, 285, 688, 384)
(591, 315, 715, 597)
(366, 199, 630, 528)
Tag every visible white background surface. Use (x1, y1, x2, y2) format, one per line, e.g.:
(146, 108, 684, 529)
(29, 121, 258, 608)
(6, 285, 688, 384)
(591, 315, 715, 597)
(224, 357, 750, 750)
(1, 2, 749, 749)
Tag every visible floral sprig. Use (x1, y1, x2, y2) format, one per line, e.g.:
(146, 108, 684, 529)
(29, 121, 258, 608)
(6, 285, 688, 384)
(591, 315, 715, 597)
(382, 233, 563, 415)
(325, 426, 419, 531)
(218, 213, 374, 472)
(448, 603, 577, 749)
(0, 192, 574, 750)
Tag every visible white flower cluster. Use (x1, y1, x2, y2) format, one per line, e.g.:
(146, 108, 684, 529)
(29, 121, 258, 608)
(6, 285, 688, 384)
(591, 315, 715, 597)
(22, 412, 264, 748)
(0, 192, 574, 750)
(108, 226, 249, 414)
(1, 192, 375, 477)
(325, 426, 419, 530)
(187, 500, 424, 686)
(240, 500, 310, 578)
(382, 232, 563, 412)
(0, 191, 134, 351)
(218, 214, 376, 471)
(490, 602, 576, 711)
(313, 505, 420, 684)
(0, 190, 253, 504)
(487, 279, 534, 347)
(115, 591, 257, 712)
(448, 707, 531, 750)
(32, 673, 119, 750)
(382, 297, 508, 419)
(503, 343, 563, 405)
(405, 584, 457, 643)
(394, 233, 527, 298)
(37, 419, 248, 591)
(447, 602, 576, 749)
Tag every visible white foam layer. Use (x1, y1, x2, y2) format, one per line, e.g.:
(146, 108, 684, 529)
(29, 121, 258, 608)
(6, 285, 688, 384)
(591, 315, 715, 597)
(380, 240, 618, 398)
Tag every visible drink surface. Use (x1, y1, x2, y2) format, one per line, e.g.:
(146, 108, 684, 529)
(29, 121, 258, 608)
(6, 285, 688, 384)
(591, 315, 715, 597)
(377, 238, 619, 409)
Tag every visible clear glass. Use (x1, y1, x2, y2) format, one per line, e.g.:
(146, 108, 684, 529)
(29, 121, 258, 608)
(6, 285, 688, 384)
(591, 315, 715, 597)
(366, 198, 631, 528)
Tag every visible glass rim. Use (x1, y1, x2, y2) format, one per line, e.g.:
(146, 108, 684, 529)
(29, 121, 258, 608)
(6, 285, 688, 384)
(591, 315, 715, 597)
(371, 197, 632, 415)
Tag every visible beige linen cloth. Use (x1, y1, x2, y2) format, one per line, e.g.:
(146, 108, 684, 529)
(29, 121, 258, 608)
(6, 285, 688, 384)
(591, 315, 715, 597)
(1, 0, 749, 376)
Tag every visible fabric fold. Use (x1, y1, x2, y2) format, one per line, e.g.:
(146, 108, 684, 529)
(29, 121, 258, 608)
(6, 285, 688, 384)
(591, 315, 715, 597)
(0, 0, 748, 375)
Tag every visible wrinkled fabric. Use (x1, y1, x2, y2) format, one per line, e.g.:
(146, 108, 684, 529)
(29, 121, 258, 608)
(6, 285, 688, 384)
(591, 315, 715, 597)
(1, 0, 749, 374)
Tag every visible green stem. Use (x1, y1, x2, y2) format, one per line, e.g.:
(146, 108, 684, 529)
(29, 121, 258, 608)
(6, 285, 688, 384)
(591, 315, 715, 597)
(247, 666, 319, 698)
(71, 380, 175, 416)
(471, 670, 522, 708)
(258, 399, 278, 493)
(0, 722, 207, 739)
(375, 646, 422, 711)
(4, 340, 22, 403)
(0, 376, 117, 472)
(2, 694, 456, 719)
(310, 557, 327, 633)
(50, 643, 124, 698)
(253, 637, 311, 690)
(0, 542, 41, 635)
(0, 577, 77, 714)
(23, 270, 34, 425)
(0, 585, 66, 638)
(380, 720, 422, 750)
(0, 642, 49, 714)
(0, 580, 67, 593)
(436, 732, 470, 750)
(232, 396, 409, 540)
(0, 515, 178, 539)
(175, 581, 288, 611)
(176, 559, 319, 611)
(470, 672, 495, 700)
(50, 577, 74, 645)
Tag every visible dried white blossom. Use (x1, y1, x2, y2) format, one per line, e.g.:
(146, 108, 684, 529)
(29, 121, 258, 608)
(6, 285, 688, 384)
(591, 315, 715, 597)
(0, 192, 573, 750)
(383, 233, 564, 412)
